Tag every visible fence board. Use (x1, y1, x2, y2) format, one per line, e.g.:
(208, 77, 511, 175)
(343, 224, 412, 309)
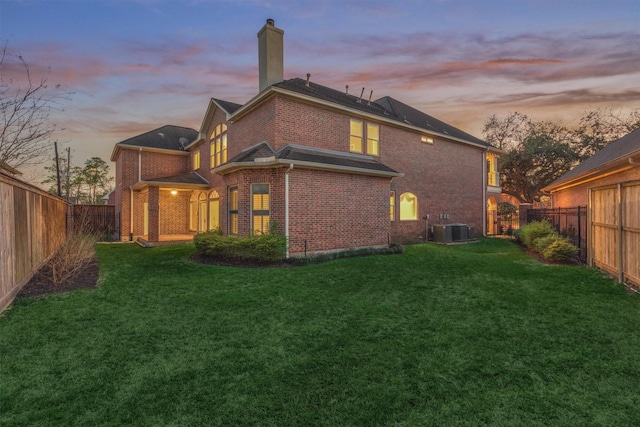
(590, 181, 640, 288)
(0, 172, 69, 311)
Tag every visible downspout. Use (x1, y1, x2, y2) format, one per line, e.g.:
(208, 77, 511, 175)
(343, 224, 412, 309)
(130, 147, 142, 241)
(482, 149, 488, 236)
(129, 188, 134, 240)
(285, 163, 294, 258)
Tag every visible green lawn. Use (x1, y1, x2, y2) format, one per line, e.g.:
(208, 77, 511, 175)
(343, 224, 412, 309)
(1, 239, 639, 426)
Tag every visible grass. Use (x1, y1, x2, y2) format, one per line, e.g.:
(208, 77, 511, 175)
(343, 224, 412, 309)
(1, 239, 639, 426)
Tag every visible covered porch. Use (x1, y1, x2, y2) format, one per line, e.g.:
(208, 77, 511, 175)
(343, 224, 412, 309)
(130, 172, 209, 244)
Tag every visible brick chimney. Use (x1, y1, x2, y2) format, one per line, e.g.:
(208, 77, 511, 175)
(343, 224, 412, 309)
(258, 18, 284, 92)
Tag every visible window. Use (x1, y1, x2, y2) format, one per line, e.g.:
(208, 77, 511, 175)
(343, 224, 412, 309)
(390, 191, 395, 221)
(487, 154, 499, 187)
(399, 192, 418, 220)
(367, 123, 379, 156)
(210, 123, 228, 168)
(193, 151, 200, 170)
(350, 119, 379, 156)
(209, 190, 220, 231)
(350, 119, 363, 153)
(251, 184, 270, 234)
(421, 135, 434, 144)
(228, 186, 238, 235)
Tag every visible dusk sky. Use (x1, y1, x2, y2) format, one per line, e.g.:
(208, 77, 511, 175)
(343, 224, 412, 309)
(1, 0, 639, 182)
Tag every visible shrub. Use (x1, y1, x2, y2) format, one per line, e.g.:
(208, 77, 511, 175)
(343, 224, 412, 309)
(289, 244, 405, 265)
(517, 220, 556, 249)
(533, 234, 559, 253)
(542, 238, 579, 262)
(49, 233, 98, 286)
(194, 230, 287, 262)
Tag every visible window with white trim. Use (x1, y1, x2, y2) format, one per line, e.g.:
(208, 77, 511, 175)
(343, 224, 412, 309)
(399, 192, 418, 220)
(350, 119, 379, 156)
(210, 124, 228, 168)
(251, 184, 270, 234)
(228, 186, 238, 235)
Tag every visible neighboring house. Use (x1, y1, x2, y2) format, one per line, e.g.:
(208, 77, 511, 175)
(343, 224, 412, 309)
(0, 161, 22, 177)
(543, 128, 640, 287)
(111, 19, 503, 256)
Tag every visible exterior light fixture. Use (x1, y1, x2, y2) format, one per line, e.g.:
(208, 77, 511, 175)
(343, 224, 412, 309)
(171, 189, 178, 195)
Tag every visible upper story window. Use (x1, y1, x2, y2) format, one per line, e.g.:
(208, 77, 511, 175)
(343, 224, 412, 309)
(193, 151, 200, 170)
(350, 119, 379, 156)
(487, 154, 499, 187)
(210, 123, 228, 168)
(421, 135, 434, 144)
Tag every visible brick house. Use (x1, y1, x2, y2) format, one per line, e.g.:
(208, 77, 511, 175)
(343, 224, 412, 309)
(111, 19, 503, 256)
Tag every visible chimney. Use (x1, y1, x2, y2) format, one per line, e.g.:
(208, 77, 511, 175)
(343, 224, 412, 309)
(258, 18, 284, 92)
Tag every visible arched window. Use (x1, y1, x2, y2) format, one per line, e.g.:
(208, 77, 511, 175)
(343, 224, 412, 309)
(208, 190, 220, 231)
(399, 192, 418, 220)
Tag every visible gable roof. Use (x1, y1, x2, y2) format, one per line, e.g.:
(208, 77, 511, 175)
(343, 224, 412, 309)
(544, 128, 640, 191)
(215, 141, 401, 177)
(270, 78, 490, 149)
(111, 125, 198, 161)
(115, 125, 198, 151)
(212, 98, 242, 115)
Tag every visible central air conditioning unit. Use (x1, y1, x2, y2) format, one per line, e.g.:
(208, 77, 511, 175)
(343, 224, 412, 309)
(432, 224, 452, 243)
(450, 224, 469, 241)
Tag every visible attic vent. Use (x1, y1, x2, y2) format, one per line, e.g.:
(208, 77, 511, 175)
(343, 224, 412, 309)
(158, 132, 165, 138)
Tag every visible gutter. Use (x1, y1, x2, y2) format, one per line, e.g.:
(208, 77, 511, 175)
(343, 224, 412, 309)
(214, 158, 403, 178)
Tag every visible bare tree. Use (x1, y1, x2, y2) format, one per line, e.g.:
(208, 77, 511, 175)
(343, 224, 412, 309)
(0, 41, 71, 169)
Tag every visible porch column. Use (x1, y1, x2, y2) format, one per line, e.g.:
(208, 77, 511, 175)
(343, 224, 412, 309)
(148, 186, 160, 242)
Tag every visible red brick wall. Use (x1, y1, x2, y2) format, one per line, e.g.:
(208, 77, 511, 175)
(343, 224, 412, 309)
(551, 167, 640, 207)
(213, 94, 486, 244)
(160, 190, 190, 234)
(113, 147, 189, 241)
(288, 169, 390, 255)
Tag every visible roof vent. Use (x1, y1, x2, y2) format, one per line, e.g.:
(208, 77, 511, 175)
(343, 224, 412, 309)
(357, 87, 365, 103)
(345, 85, 349, 95)
(158, 132, 165, 138)
(179, 137, 189, 150)
(367, 90, 373, 106)
(306, 73, 310, 87)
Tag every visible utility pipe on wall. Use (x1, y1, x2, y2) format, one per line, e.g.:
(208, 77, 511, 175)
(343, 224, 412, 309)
(285, 163, 294, 258)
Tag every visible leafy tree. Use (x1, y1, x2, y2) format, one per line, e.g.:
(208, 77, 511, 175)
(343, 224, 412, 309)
(42, 156, 112, 204)
(0, 41, 71, 169)
(483, 109, 639, 203)
(79, 157, 112, 204)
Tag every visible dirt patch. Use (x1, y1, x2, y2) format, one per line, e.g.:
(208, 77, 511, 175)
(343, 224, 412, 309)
(18, 258, 100, 298)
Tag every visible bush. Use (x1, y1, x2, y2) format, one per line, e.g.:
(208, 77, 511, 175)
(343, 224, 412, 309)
(517, 220, 556, 249)
(194, 230, 287, 262)
(542, 238, 579, 262)
(50, 233, 98, 286)
(533, 234, 559, 253)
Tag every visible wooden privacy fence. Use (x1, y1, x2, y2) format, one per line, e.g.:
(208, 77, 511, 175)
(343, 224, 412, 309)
(67, 205, 119, 241)
(0, 172, 69, 311)
(589, 181, 640, 288)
